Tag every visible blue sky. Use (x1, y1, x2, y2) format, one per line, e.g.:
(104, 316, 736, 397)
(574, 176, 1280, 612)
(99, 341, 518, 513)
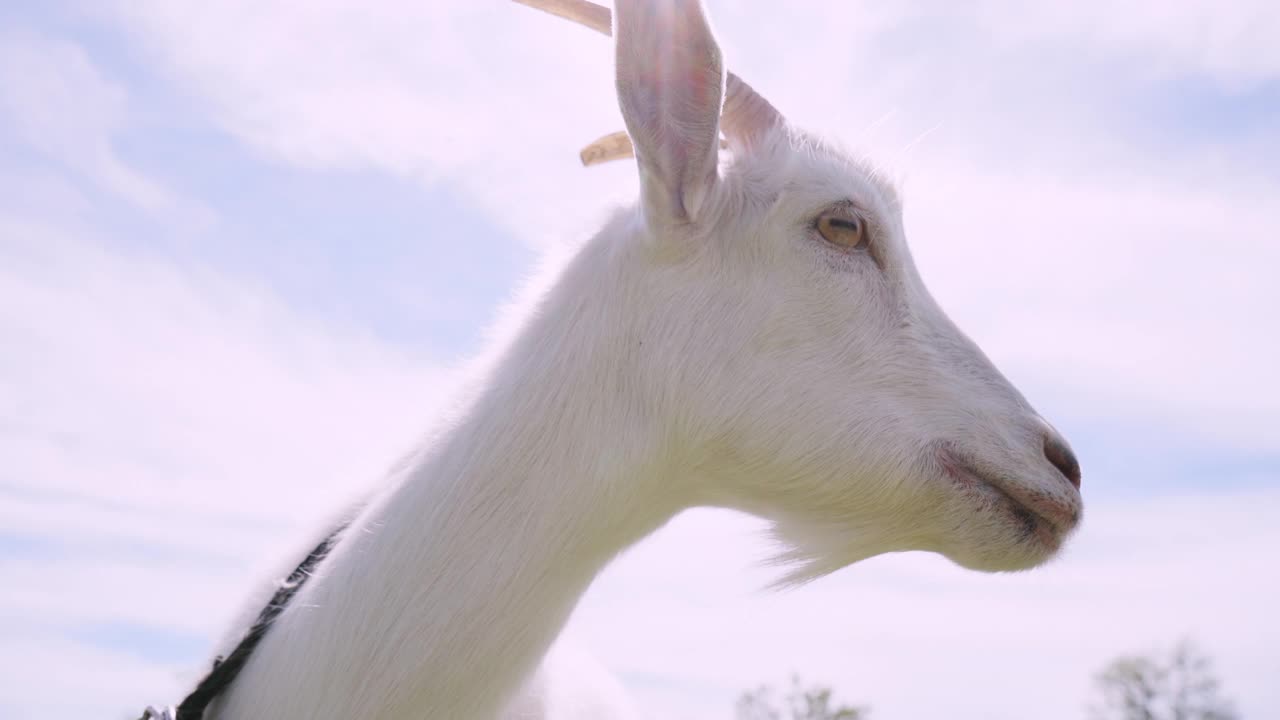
(3, 0, 533, 356)
(1, 1, 1278, 719)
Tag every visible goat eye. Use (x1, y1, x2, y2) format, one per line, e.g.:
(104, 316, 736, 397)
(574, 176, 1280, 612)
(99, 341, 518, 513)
(816, 214, 866, 249)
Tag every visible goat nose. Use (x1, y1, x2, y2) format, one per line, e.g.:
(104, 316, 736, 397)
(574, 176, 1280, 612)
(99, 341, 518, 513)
(1042, 432, 1081, 489)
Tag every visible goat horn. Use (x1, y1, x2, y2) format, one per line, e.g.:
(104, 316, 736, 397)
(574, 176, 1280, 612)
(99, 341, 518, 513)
(580, 130, 633, 167)
(579, 131, 732, 168)
(513, 0, 783, 167)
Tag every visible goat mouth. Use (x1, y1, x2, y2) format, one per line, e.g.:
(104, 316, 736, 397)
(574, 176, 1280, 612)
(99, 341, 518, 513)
(934, 445, 1070, 549)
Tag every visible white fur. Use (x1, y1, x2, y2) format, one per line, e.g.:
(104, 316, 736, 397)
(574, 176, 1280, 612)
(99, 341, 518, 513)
(204, 1, 1082, 718)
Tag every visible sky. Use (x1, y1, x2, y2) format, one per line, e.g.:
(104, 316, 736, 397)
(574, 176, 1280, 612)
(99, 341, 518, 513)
(0, 1, 1277, 718)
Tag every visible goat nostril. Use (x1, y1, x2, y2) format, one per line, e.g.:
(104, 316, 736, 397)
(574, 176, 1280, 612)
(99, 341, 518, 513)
(1043, 434, 1081, 489)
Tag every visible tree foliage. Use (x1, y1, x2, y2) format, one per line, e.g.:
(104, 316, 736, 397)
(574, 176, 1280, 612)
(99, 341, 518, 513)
(1090, 639, 1239, 720)
(735, 675, 867, 720)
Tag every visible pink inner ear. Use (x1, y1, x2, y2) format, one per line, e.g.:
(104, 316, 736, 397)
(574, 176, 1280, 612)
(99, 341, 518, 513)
(511, 0, 781, 168)
(614, 0, 725, 222)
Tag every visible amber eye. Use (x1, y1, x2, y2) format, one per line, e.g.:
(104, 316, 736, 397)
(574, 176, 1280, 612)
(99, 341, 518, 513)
(816, 214, 866, 249)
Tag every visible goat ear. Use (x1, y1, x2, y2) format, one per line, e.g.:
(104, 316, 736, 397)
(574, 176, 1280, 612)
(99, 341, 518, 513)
(614, 0, 724, 226)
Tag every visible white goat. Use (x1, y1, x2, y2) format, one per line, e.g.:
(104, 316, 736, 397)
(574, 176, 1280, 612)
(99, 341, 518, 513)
(193, 1, 1083, 718)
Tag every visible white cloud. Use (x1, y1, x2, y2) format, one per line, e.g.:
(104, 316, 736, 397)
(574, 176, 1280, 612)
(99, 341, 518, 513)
(101, 0, 638, 249)
(2, 3, 1277, 719)
(0, 211, 462, 716)
(1, 219, 456, 519)
(0, 630, 187, 719)
(0, 30, 173, 211)
(903, 166, 1280, 450)
(568, 490, 1280, 720)
(93, 1, 1280, 452)
(972, 0, 1280, 88)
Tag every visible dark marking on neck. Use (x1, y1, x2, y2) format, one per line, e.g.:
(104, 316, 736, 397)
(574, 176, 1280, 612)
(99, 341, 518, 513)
(161, 519, 350, 720)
